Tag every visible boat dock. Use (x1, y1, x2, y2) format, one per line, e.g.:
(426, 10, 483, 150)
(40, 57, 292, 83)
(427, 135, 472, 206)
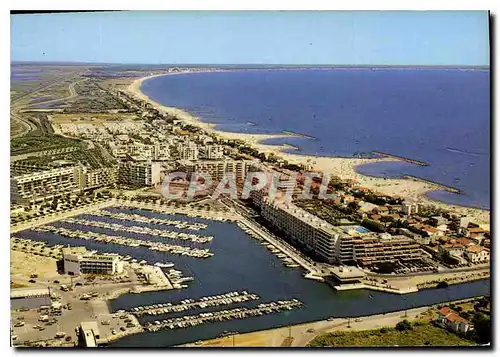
(59, 217, 213, 244)
(143, 299, 303, 332)
(129, 290, 259, 317)
(237, 219, 321, 279)
(31, 225, 214, 259)
(89, 210, 208, 231)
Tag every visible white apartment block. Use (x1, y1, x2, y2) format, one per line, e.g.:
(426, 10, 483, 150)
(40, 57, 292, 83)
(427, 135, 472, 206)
(260, 197, 343, 263)
(11, 166, 83, 204)
(401, 202, 419, 215)
(62, 247, 123, 275)
(82, 166, 118, 189)
(178, 143, 199, 161)
(118, 161, 162, 187)
(199, 144, 224, 160)
(258, 197, 424, 266)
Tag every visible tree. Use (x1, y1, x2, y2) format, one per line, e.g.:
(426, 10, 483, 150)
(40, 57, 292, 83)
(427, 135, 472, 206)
(472, 313, 491, 344)
(395, 319, 413, 331)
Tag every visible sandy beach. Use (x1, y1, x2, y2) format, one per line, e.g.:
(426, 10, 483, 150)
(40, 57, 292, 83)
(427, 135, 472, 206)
(127, 74, 490, 226)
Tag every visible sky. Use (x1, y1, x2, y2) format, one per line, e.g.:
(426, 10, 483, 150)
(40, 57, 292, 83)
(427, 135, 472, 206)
(10, 11, 490, 66)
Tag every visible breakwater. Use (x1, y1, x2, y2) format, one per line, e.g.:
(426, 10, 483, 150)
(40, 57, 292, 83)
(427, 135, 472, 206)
(402, 175, 462, 194)
(371, 151, 429, 166)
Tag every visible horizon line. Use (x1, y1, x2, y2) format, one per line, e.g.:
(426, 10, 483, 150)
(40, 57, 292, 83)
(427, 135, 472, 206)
(11, 61, 490, 69)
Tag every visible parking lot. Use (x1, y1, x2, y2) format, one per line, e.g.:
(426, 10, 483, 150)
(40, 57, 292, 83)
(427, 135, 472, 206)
(11, 265, 145, 347)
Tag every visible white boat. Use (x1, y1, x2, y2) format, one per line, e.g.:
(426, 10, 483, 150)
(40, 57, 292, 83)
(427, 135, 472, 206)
(154, 262, 175, 268)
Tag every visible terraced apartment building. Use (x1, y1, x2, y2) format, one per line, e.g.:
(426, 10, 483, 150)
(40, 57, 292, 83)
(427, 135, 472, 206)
(10, 166, 83, 205)
(257, 196, 425, 267)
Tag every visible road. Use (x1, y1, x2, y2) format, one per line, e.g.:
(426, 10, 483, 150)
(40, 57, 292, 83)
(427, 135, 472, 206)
(11, 74, 85, 138)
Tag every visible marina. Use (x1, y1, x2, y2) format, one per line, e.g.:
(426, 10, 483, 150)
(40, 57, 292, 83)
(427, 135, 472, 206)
(28, 225, 214, 259)
(143, 299, 304, 332)
(130, 290, 260, 317)
(89, 210, 208, 231)
(59, 217, 214, 244)
(10, 207, 490, 347)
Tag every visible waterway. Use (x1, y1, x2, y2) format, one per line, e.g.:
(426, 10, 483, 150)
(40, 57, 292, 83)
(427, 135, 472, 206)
(13, 207, 491, 347)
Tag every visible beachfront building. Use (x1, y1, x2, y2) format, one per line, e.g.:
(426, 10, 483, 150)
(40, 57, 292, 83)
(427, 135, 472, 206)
(118, 161, 162, 187)
(401, 202, 419, 215)
(10, 166, 84, 205)
(62, 247, 123, 275)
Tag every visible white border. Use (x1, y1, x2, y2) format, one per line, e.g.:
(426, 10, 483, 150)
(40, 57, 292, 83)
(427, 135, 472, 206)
(3, 2, 497, 357)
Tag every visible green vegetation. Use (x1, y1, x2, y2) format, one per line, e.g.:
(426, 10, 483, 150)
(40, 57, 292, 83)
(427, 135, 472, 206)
(308, 322, 474, 347)
(472, 313, 491, 344)
(361, 218, 386, 233)
(295, 200, 356, 226)
(11, 131, 82, 155)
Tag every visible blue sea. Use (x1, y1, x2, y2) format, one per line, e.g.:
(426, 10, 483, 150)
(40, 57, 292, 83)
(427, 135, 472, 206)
(141, 68, 490, 210)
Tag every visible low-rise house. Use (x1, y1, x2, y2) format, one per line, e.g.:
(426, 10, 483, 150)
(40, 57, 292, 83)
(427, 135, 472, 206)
(421, 225, 443, 237)
(435, 307, 474, 335)
(468, 232, 485, 245)
(438, 243, 465, 258)
(454, 238, 474, 247)
(462, 226, 486, 238)
(464, 245, 490, 263)
(358, 201, 378, 213)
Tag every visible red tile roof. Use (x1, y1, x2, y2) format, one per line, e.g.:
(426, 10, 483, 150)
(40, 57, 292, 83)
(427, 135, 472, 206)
(439, 306, 453, 316)
(455, 238, 473, 246)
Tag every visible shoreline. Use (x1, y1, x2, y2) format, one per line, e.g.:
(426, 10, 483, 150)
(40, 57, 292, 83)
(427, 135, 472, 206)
(126, 73, 490, 227)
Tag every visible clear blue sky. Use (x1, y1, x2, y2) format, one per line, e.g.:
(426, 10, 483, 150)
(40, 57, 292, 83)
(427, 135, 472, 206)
(11, 11, 490, 66)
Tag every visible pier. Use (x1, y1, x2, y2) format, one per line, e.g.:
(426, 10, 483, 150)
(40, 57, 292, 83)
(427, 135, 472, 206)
(31, 226, 214, 259)
(237, 218, 320, 278)
(112, 199, 242, 222)
(59, 217, 213, 244)
(89, 210, 208, 231)
(129, 290, 260, 317)
(143, 299, 303, 332)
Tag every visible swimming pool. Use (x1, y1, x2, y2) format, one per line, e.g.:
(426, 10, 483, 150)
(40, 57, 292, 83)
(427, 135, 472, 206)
(353, 226, 371, 234)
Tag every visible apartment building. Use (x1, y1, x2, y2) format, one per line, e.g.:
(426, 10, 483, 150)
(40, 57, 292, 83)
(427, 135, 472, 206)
(82, 166, 118, 189)
(351, 235, 423, 266)
(62, 247, 123, 275)
(401, 202, 419, 215)
(260, 197, 343, 263)
(178, 142, 199, 161)
(199, 144, 224, 160)
(178, 159, 249, 183)
(118, 161, 162, 187)
(11, 166, 83, 204)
